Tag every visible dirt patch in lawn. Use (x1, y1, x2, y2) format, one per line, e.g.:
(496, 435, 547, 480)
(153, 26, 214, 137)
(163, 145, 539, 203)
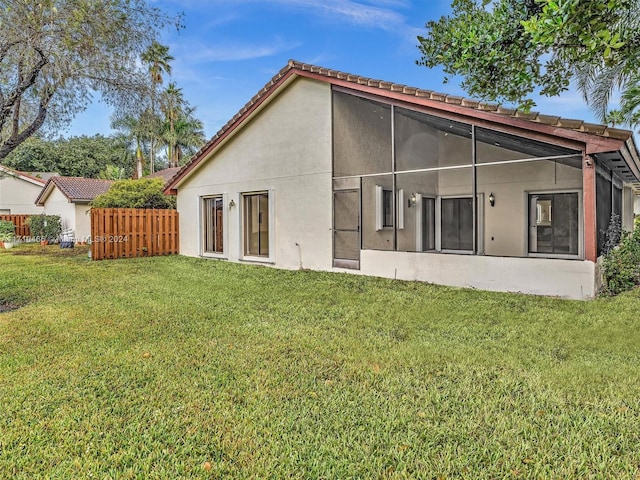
(8, 244, 90, 257)
(0, 300, 22, 313)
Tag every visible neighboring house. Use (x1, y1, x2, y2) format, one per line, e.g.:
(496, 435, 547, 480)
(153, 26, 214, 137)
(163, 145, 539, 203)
(144, 167, 182, 187)
(0, 165, 46, 214)
(165, 60, 640, 300)
(35, 177, 113, 241)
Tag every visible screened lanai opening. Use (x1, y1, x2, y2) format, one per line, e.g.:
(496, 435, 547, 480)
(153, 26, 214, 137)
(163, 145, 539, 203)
(474, 127, 583, 258)
(331, 87, 585, 265)
(595, 164, 624, 255)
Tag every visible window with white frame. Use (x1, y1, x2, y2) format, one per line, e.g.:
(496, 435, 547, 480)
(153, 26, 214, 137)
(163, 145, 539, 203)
(243, 192, 270, 258)
(203, 196, 224, 254)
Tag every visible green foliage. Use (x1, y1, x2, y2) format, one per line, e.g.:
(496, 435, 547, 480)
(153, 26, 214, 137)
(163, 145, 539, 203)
(97, 164, 126, 180)
(418, 0, 640, 119)
(2, 135, 134, 178)
(602, 212, 622, 255)
(91, 178, 176, 209)
(1, 252, 640, 477)
(0, 220, 15, 241)
(0, 0, 181, 159)
(26, 215, 62, 242)
(601, 226, 640, 295)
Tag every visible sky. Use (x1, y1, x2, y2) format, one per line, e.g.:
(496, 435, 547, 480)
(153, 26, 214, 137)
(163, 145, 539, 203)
(66, 0, 599, 140)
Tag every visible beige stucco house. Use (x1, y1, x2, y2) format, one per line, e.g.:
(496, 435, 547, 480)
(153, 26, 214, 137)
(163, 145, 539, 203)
(165, 60, 640, 300)
(35, 177, 113, 242)
(0, 165, 46, 214)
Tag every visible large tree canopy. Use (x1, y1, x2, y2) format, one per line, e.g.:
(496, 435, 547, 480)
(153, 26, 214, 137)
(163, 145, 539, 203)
(0, 0, 179, 159)
(418, 0, 640, 123)
(2, 135, 134, 178)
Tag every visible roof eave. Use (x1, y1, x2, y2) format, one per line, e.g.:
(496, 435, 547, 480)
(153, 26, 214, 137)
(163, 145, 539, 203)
(35, 180, 56, 206)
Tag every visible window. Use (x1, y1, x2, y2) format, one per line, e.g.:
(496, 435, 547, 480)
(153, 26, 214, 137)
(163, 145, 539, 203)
(441, 197, 473, 251)
(243, 192, 270, 257)
(203, 196, 224, 254)
(382, 189, 393, 228)
(421, 196, 436, 251)
(529, 193, 579, 255)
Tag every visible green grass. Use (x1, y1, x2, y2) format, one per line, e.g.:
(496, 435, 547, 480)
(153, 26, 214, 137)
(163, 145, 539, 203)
(1, 244, 639, 478)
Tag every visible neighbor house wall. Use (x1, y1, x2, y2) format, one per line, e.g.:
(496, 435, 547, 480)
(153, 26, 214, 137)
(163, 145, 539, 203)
(177, 77, 333, 270)
(0, 176, 44, 214)
(74, 204, 92, 241)
(43, 187, 76, 234)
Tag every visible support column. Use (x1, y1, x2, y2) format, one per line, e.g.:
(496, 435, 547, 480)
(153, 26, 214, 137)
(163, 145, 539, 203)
(583, 153, 597, 262)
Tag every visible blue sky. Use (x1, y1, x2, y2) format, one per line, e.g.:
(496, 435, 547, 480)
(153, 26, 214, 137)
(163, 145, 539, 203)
(66, 0, 598, 139)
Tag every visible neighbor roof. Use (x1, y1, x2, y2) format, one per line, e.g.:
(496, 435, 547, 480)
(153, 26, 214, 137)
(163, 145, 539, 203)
(35, 177, 114, 205)
(144, 167, 182, 186)
(165, 59, 640, 194)
(0, 164, 47, 187)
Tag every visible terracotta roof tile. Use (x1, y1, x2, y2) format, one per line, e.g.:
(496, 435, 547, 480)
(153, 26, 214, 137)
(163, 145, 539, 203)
(0, 164, 47, 185)
(38, 177, 113, 205)
(535, 114, 561, 125)
(144, 167, 182, 186)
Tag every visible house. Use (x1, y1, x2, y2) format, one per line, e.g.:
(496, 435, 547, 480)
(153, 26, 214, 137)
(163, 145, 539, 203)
(165, 60, 640, 300)
(0, 165, 46, 214)
(35, 177, 113, 242)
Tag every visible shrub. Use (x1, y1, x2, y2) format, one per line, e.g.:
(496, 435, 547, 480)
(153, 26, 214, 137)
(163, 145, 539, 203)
(91, 178, 176, 209)
(26, 215, 62, 242)
(601, 212, 622, 256)
(0, 220, 15, 242)
(601, 227, 640, 295)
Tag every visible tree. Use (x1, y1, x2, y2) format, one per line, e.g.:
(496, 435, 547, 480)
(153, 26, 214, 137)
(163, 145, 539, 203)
(0, 0, 180, 160)
(141, 42, 174, 174)
(111, 112, 155, 178)
(417, 0, 640, 121)
(2, 134, 134, 178)
(91, 178, 176, 209)
(98, 164, 126, 180)
(159, 86, 205, 167)
(171, 109, 206, 165)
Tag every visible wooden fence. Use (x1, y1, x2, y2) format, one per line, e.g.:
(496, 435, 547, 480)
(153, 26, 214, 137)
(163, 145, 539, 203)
(90, 208, 179, 261)
(0, 214, 31, 238)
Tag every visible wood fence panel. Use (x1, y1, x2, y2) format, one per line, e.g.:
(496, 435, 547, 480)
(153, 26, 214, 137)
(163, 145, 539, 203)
(0, 214, 31, 238)
(90, 208, 179, 261)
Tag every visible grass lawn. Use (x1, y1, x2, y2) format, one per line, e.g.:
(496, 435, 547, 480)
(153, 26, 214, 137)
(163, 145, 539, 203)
(1, 244, 639, 478)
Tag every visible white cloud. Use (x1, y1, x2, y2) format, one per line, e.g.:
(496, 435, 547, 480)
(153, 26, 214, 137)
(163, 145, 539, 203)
(179, 38, 302, 63)
(191, 0, 408, 29)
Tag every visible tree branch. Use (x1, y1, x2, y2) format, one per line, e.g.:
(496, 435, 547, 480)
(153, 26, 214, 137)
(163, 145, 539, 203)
(0, 46, 48, 130)
(0, 88, 54, 159)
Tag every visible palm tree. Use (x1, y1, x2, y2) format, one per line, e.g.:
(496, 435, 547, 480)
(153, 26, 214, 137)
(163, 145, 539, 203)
(160, 83, 184, 167)
(620, 74, 640, 127)
(572, 1, 640, 125)
(172, 108, 206, 165)
(111, 113, 153, 178)
(141, 42, 173, 174)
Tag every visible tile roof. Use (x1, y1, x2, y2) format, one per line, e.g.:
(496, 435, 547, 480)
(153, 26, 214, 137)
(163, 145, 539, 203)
(165, 59, 639, 193)
(144, 167, 182, 186)
(36, 177, 114, 205)
(0, 164, 47, 186)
